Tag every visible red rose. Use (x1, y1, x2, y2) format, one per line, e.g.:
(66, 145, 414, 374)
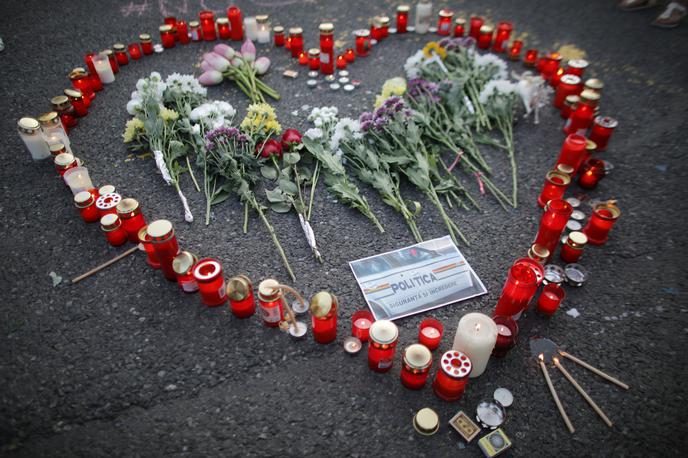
(281, 129, 303, 151)
(257, 138, 283, 158)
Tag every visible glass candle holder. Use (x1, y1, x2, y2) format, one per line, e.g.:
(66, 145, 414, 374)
(160, 25, 175, 48)
(336, 55, 347, 70)
(258, 279, 284, 327)
(298, 52, 308, 66)
(256, 15, 270, 44)
(493, 263, 538, 318)
(199, 11, 217, 41)
(116, 198, 147, 243)
(177, 21, 189, 44)
(319, 22, 335, 75)
(550, 67, 565, 88)
(227, 6, 244, 40)
(454, 18, 466, 37)
(523, 49, 538, 67)
(537, 283, 566, 316)
(560, 231, 587, 263)
(537, 170, 571, 208)
(193, 258, 227, 306)
(368, 320, 399, 373)
(355, 29, 371, 56)
(64, 89, 88, 117)
(564, 90, 599, 136)
(491, 316, 518, 357)
(508, 40, 523, 60)
(18, 117, 50, 160)
(527, 243, 550, 264)
(216, 18, 231, 40)
(113, 43, 129, 66)
(415, 0, 433, 34)
(477, 25, 493, 49)
(514, 257, 545, 288)
(308, 48, 320, 70)
(534, 199, 573, 257)
(583, 201, 621, 245)
(401, 344, 433, 389)
(561, 94, 579, 119)
(148, 219, 180, 281)
(310, 291, 338, 344)
(54, 153, 78, 177)
(63, 166, 94, 195)
(437, 9, 454, 36)
(396, 5, 409, 33)
(69, 68, 95, 100)
(100, 214, 128, 246)
(469, 16, 484, 39)
(74, 191, 100, 223)
(553, 74, 582, 109)
(539, 52, 562, 81)
(273, 26, 285, 46)
(189, 21, 201, 41)
(288, 27, 303, 58)
(138, 226, 160, 269)
(49, 96, 78, 130)
(418, 318, 444, 350)
(139, 34, 153, 55)
(565, 59, 589, 78)
(589, 116, 618, 152)
(344, 48, 355, 63)
(227, 275, 255, 318)
(432, 350, 471, 401)
(163, 16, 178, 41)
(379, 16, 390, 38)
(578, 158, 606, 189)
(172, 251, 199, 293)
(492, 21, 513, 52)
(96, 192, 121, 217)
(556, 134, 588, 174)
(128, 43, 142, 60)
(351, 310, 374, 342)
(244, 16, 258, 41)
(92, 53, 115, 84)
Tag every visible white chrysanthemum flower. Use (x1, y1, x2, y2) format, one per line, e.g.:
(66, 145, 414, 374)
(330, 117, 362, 151)
(473, 53, 508, 80)
(304, 127, 323, 140)
(478, 80, 517, 104)
(404, 50, 425, 79)
(126, 99, 142, 115)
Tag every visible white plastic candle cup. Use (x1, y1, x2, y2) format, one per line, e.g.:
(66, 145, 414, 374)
(63, 166, 94, 195)
(93, 53, 115, 84)
(17, 118, 50, 161)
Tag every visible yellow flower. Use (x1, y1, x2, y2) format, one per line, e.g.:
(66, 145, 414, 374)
(160, 107, 179, 122)
(240, 103, 282, 135)
(422, 41, 447, 60)
(375, 77, 407, 107)
(123, 118, 144, 143)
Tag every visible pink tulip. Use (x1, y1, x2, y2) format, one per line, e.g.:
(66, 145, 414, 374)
(198, 70, 223, 86)
(213, 43, 235, 60)
(231, 57, 244, 68)
(254, 56, 271, 75)
(203, 52, 230, 72)
(201, 60, 211, 72)
(240, 39, 256, 62)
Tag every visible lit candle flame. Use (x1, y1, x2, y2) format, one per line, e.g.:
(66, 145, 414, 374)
(538, 353, 544, 361)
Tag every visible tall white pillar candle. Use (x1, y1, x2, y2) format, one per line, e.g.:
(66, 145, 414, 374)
(244, 17, 258, 41)
(92, 53, 115, 84)
(415, 0, 433, 34)
(17, 117, 50, 160)
(452, 312, 498, 378)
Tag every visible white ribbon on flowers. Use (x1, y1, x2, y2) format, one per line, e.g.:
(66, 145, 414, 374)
(178, 188, 194, 223)
(154, 150, 194, 223)
(298, 214, 321, 259)
(464, 96, 476, 114)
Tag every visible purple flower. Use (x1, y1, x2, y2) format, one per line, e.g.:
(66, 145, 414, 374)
(373, 117, 387, 130)
(359, 112, 373, 123)
(360, 120, 373, 132)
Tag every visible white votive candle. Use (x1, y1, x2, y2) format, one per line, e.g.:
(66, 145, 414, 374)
(452, 312, 498, 378)
(93, 53, 115, 84)
(244, 17, 258, 41)
(63, 166, 94, 195)
(17, 117, 50, 160)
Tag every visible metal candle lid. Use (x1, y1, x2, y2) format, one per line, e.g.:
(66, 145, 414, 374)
(403, 343, 432, 370)
(567, 231, 588, 248)
(146, 218, 173, 241)
(74, 191, 94, 208)
(565, 197, 581, 208)
(559, 74, 581, 86)
(369, 320, 398, 345)
(413, 408, 440, 436)
(99, 185, 116, 195)
(139, 33, 152, 42)
(100, 213, 121, 231)
(543, 264, 565, 285)
(288, 27, 303, 35)
(343, 336, 362, 355)
(38, 111, 61, 126)
(288, 321, 307, 339)
(570, 209, 586, 221)
(439, 8, 454, 18)
(227, 275, 252, 301)
(594, 115, 618, 129)
(116, 198, 140, 216)
(397, 5, 410, 12)
(494, 388, 513, 407)
(319, 22, 334, 33)
(193, 259, 221, 281)
(258, 278, 281, 302)
(310, 291, 336, 318)
(566, 220, 582, 232)
(17, 117, 40, 134)
(584, 78, 604, 91)
(568, 58, 589, 69)
(172, 251, 197, 275)
(476, 400, 506, 429)
(440, 350, 471, 379)
(565, 263, 589, 287)
(556, 163, 575, 177)
(527, 243, 550, 263)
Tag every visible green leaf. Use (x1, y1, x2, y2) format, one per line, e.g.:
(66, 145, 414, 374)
(283, 152, 301, 165)
(278, 179, 299, 196)
(265, 188, 286, 203)
(270, 202, 292, 213)
(260, 166, 278, 180)
(210, 190, 231, 205)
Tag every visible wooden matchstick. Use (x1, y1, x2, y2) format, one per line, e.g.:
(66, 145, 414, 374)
(71, 245, 140, 284)
(539, 356, 575, 434)
(559, 351, 629, 390)
(553, 357, 613, 428)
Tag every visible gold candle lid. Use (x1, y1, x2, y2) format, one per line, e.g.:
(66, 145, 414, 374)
(413, 408, 440, 436)
(273, 25, 284, 33)
(139, 33, 152, 41)
(256, 14, 269, 23)
(397, 5, 410, 12)
(216, 17, 229, 24)
(480, 24, 494, 33)
(258, 278, 281, 301)
(308, 48, 320, 57)
(50, 96, 71, 110)
(288, 27, 303, 35)
(528, 243, 550, 262)
(319, 22, 334, 33)
(100, 213, 121, 231)
(403, 344, 432, 370)
(455, 17, 466, 25)
(54, 152, 75, 167)
(17, 117, 40, 134)
(227, 275, 252, 301)
(159, 24, 173, 32)
(74, 190, 94, 208)
(113, 43, 126, 51)
(439, 9, 454, 18)
(310, 291, 337, 318)
(147, 219, 174, 242)
(379, 16, 390, 25)
(567, 231, 588, 248)
(173, 251, 198, 275)
(64, 88, 83, 99)
(369, 320, 398, 344)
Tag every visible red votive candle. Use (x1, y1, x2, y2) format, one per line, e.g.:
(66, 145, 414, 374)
(355, 29, 371, 57)
(565, 59, 589, 78)
(508, 40, 523, 61)
(113, 43, 129, 66)
(104, 49, 119, 74)
(138, 226, 160, 269)
(554, 74, 582, 108)
(550, 67, 566, 88)
(289, 27, 304, 58)
(84, 53, 102, 88)
(401, 344, 433, 390)
(454, 18, 466, 37)
(537, 170, 571, 208)
(160, 25, 175, 48)
(492, 21, 513, 53)
(310, 291, 338, 344)
(493, 263, 538, 318)
(258, 279, 284, 327)
(74, 191, 100, 223)
(437, 9, 454, 36)
(177, 20, 189, 44)
(583, 201, 621, 245)
(370, 17, 382, 41)
(589, 116, 618, 151)
(560, 231, 588, 264)
(561, 94, 579, 119)
(556, 134, 588, 174)
(227, 275, 255, 318)
(344, 48, 355, 63)
(298, 51, 309, 66)
(351, 310, 374, 342)
(172, 251, 199, 293)
(308, 49, 320, 69)
(217, 18, 231, 40)
(128, 43, 142, 60)
(492, 316, 518, 357)
(477, 25, 493, 49)
(564, 90, 600, 136)
(189, 21, 201, 41)
(95, 192, 121, 217)
(148, 219, 180, 281)
(379, 16, 390, 38)
(539, 52, 562, 81)
(64, 89, 88, 117)
(163, 16, 177, 40)
(200, 11, 216, 41)
(227, 6, 244, 40)
(336, 55, 347, 70)
(139, 34, 153, 55)
(523, 49, 538, 67)
(534, 199, 573, 259)
(469, 16, 484, 39)
(527, 243, 550, 264)
(418, 318, 444, 351)
(578, 158, 606, 189)
(193, 258, 227, 307)
(432, 350, 471, 401)
(396, 5, 409, 33)
(69, 68, 95, 100)
(537, 283, 566, 316)
(100, 214, 128, 247)
(320, 22, 335, 74)
(116, 198, 147, 243)
(273, 26, 285, 46)
(368, 320, 399, 373)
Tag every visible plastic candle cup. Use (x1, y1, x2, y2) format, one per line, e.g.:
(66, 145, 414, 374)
(113, 43, 129, 66)
(469, 16, 484, 39)
(273, 26, 285, 46)
(310, 291, 338, 344)
(589, 116, 618, 151)
(177, 21, 189, 44)
(564, 90, 600, 135)
(537, 170, 571, 208)
(556, 134, 588, 174)
(84, 53, 103, 87)
(227, 6, 244, 40)
(491, 316, 518, 357)
(493, 263, 538, 318)
(128, 43, 142, 60)
(554, 74, 582, 108)
(63, 166, 94, 195)
(561, 231, 588, 263)
(49, 96, 78, 130)
(550, 67, 565, 88)
(319, 22, 335, 75)
(492, 21, 513, 52)
(415, 0, 433, 34)
(336, 55, 347, 70)
(523, 49, 538, 66)
(216, 18, 231, 40)
(418, 318, 444, 350)
(437, 9, 454, 36)
(100, 214, 128, 247)
(199, 10, 217, 41)
(116, 198, 147, 243)
(172, 251, 199, 293)
(160, 25, 175, 48)
(454, 18, 466, 37)
(583, 201, 621, 245)
(74, 191, 100, 223)
(308, 49, 320, 70)
(351, 310, 374, 342)
(163, 16, 178, 40)
(534, 199, 574, 257)
(137, 226, 160, 269)
(477, 25, 493, 49)
(355, 29, 371, 56)
(539, 52, 562, 81)
(578, 158, 606, 189)
(565, 58, 589, 78)
(244, 16, 258, 41)
(256, 15, 271, 44)
(537, 283, 566, 316)
(288, 27, 303, 58)
(368, 320, 399, 373)
(432, 350, 471, 401)
(344, 48, 355, 63)
(92, 53, 115, 84)
(103, 49, 119, 74)
(396, 5, 409, 33)
(452, 313, 498, 378)
(17, 117, 50, 160)
(258, 279, 284, 327)
(527, 243, 550, 264)
(298, 52, 309, 66)
(54, 153, 78, 178)
(400, 344, 433, 389)
(508, 40, 523, 60)
(148, 219, 180, 281)
(227, 275, 256, 318)
(139, 34, 153, 55)
(189, 22, 201, 41)
(512, 257, 545, 307)
(378, 16, 390, 38)
(69, 68, 95, 100)
(370, 19, 381, 41)
(193, 258, 227, 307)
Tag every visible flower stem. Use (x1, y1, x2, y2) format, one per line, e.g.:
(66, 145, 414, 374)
(251, 196, 296, 281)
(307, 162, 320, 221)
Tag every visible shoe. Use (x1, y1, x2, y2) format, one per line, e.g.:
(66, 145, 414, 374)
(618, 0, 659, 11)
(652, 2, 687, 27)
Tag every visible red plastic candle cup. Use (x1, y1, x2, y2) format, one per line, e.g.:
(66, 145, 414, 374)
(396, 5, 409, 33)
(454, 18, 466, 37)
(400, 344, 433, 389)
(193, 258, 227, 307)
(104, 50, 119, 74)
(469, 16, 484, 39)
(355, 29, 371, 57)
(273, 26, 285, 46)
(139, 34, 153, 55)
(199, 11, 216, 41)
(432, 350, 471, 401)
(380, 15, 391, 37)
(477, 25, 493, 49)
(64, 89, 88, 117)
(511, 257, 545, 316)
(523, 49, 538, 67)
(437, 9, 454, 36)
(308, 49, 320, 70)
(492, 21, 513, 53)
(116, 198, 147, 243)
(95, 192, 121, 217)
(564, 90, 600, 136)
(336, 55, 347, 70)
(310, 291, 338, 344)
(583, 201, 621, 245)
(227, 275, 255, 318)
(344, 48, 356, 63)
(148, 219, 180, 281)
(491, 316, 518, 357)
(493, 263, 538, 318)
(258, 279, 284, 327)
(172, 251, 199, 293)
(418, 318, 444, 350)
(534, 199, 574, 258)
(513, 258, 545, 286)
(578, 158, 606, 189)
(561, 95, 579, 119)
(163, 16, 178, 39)
(100, 214, 128, 247)
(217, 18, 231, 40)
(74, 191, 100, 223)
(560, 231, 588, 264)
(554, 74, 582, 108)
(128, 43, 142, 60)
(540, 52, 562, 81)
(550, 67, 565, 88)
(537, 170, 571, 208)
(189, 21, 201, 41)
(351, 310, 374, 342)
(89, 72, 103, 92)
(537, 283, 566, 316)
(289, 28, 304, 58)
(69, 68, 95, 101)
(113, 44, 129, 66)
(227, 6, 244, 41)
(369, 18, 382, 41)
(556, 134, 588, 174)
(368, 320, 399, 373)
(138, 226, 160, 269)
(565, 59, 589, 78)
(160, 25, 175, 48)
(508, 40, 523, 61)
(177, 21, 189, 44)
(589, 116, 618, 151)
(84, 53, 102, 86)
(298, 51, 309, 66)
(319, 22, 335, 75)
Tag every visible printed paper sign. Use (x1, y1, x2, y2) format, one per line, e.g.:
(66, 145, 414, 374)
(349, 236, 487, 321)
